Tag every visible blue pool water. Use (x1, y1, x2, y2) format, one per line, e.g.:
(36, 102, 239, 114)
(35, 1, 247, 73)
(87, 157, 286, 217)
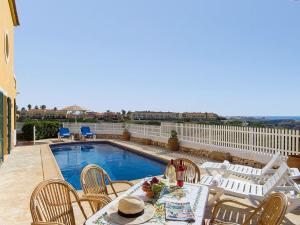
(51, 142, 166, 190)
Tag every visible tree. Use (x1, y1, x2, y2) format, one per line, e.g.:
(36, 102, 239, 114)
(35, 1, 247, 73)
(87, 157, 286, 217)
(40, 105, 46, 110)
(21, 107, 26, 111)
(121, 109, 126, 116)
(27, 104, 32, 110)
(205, 112, 208, 120)
(34, 105, 39, 110)
(54, 107, 58, 111)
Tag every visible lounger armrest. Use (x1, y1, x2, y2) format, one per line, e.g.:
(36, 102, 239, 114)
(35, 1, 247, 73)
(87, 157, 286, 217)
(276, 179, 300, 194)
(264, 168, 276, 174)
(211, 199, 256, 219)
(32, 222, 65, 225)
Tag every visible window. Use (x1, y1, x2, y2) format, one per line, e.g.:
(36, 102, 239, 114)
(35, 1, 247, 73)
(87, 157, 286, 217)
(4, 32, 9, 63)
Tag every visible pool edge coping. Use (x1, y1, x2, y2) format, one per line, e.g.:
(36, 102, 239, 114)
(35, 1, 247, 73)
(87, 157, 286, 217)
(43, 144, 64, 180)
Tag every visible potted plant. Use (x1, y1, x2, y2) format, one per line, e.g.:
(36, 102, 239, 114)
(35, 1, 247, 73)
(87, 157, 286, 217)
(167, 130, 179, 151)
(287, 154, 300, 170)
(122, 128, 131, 141)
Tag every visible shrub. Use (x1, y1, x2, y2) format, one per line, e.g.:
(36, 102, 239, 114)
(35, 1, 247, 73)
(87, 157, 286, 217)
(131, 120, 161, 126)
(170, 130, 178, 139)
(22, 121, 61, 140)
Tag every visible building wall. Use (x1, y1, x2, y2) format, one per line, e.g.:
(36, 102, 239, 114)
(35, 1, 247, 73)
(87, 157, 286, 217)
(0, 0, 17, 159)
(20, 109, 68, 119)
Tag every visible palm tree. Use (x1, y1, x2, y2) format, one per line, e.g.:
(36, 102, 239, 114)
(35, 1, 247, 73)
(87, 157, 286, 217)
(21, 107, 26, 111)
(40, 105, 46, 110)
(27, 104, 32, 110)
(54, 107, 58, 111)
(121, 109, 126, 116)
(34, 105, 39, 110)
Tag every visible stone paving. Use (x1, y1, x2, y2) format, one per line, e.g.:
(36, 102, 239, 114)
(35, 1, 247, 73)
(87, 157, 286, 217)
(117, 140, 211, 165)
(0, 139, 299, 225)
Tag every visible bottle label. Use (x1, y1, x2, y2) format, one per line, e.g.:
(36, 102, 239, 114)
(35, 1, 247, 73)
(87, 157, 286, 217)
(177, 171, 184, 181)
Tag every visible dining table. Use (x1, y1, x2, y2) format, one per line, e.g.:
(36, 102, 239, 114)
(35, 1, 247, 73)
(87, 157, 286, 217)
(85, 178, 209, 225)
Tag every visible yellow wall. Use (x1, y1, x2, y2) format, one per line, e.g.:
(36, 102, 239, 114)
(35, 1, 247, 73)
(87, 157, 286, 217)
(0, 0, 17, 155)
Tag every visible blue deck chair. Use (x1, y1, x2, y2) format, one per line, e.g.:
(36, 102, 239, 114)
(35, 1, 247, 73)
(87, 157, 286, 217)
(81, 126, 95, 139)
(58, 128, 71, 139)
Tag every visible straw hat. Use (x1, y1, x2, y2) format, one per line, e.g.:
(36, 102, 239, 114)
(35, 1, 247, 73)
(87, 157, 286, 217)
(107, 196, 155, 225)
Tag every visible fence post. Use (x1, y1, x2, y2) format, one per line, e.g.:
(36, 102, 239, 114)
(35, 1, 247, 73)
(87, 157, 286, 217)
(181, 124, 184, 141)
(33, 125, 36, 145)
(209, 125, 212, 145)
(296, 130, 300, 154)
(160, 124, 162, 138)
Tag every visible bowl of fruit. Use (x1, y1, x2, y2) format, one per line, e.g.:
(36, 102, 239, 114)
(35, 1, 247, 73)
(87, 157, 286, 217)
(142, 177, 166, 199)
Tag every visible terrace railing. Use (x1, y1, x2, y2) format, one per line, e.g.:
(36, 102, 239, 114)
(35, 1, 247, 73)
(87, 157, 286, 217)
(60, 122, 300, 163)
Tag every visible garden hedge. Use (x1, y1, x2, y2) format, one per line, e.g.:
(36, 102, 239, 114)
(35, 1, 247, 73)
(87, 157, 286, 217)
(22, 121, 61, 140)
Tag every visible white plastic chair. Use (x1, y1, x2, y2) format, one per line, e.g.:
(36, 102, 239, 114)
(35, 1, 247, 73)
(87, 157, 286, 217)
(200, 163, 300, 213)
(201, 152, 300, 181)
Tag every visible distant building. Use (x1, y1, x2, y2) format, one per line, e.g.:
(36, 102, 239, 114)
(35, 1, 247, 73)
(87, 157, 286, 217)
(62, 105, 87, 119)
(19, 105, 101, 120)
(84, 111, 101, 119)
(20, 109, 67, 119)
(181, 112, 218, 120)
(131, 111, 219, 121)
(131, 111, 180, 120)
(98, 111, 122, 121)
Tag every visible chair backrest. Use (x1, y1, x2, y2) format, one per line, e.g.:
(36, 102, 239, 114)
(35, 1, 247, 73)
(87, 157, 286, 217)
(243, 193, 288, 225)
(80, 164, 110, 196)
(261, 152, 282, 175)
(81, 126, 91, 134)
(59, 128, 70, 135)
(262, 163, 288, 195)
(30, 179, 87, 225)
(165, 158, 201, 183)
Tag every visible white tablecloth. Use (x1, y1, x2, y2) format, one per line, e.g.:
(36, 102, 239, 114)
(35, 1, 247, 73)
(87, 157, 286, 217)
(85, 180, 209, 225)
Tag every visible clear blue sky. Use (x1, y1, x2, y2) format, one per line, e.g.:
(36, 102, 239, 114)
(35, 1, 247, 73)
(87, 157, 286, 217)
(15, 0, 300, 116)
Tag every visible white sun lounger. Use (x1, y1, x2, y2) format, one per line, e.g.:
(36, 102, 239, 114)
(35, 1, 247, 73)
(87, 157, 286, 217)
(201, 152, 300, 180)
(200, 163, 300, 213)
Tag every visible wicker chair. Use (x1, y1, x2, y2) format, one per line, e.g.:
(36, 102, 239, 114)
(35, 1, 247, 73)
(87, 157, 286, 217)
(30, 179, 111, 225)
(80, 164, 134, 198)
(165, 158, 201, 183)
(207, 193, 288, 225)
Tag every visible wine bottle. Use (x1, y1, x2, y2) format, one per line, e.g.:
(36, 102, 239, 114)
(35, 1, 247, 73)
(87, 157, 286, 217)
(176, 160, 185, 187)
(167, 159, 177, 185)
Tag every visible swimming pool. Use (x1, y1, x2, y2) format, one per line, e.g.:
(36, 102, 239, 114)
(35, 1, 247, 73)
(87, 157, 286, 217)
(50, 142, 166, 190)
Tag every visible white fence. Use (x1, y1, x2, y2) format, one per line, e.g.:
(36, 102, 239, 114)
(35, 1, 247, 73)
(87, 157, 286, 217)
(61, 122, 300, 163)
(16, 122, 24, 133)
(64, 122, 124, 135)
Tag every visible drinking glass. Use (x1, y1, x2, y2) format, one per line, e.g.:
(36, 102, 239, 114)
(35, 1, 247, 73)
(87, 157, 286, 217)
(186, 166, 195, 183)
